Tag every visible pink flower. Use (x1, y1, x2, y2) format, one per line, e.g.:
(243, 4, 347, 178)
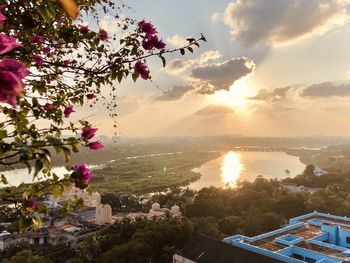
(0, 4, 6, 29)
(27, 198, 37, 209)
(32, 55, 44, 66)
(31, 34, 43, 44)
(0, 70, 23, 107)
(0, 59, 30, 79)
(99, 29, 108, 41)
(82, 126, 98, 140)
(63, 60, 71, 66)
(64, 105, 74, 118)
(86, 93, 96, 100)
(142, 35, 166, 50)
(138, 20, 157, 37)
(80, 25, 89, 34)
(72, 163, 93, 189)
(134, 61, 149, 80)
(42, 46, 50, 54)
(0, 34, 21, 55)
(43, 103, 55, 110)
(87, 141, 103, 150)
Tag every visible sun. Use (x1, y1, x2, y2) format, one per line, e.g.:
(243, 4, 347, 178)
(211, 77, 255, 109)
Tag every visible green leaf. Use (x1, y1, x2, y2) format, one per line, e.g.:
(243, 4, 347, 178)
(0, 130, 7, 140)
(132, 73, 138, 82)
(34, 160, 43, 177)
(160, 56, 166, 67)
(0, 174, 8, 185)
(180, 48, 185, 55)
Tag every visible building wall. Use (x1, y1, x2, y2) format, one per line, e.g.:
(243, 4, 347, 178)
(173, 254, 196, 263)
(95, 204, 112, 225)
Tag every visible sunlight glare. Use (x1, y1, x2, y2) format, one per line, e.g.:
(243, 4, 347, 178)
(211, 78, 255, 109)
(221, 151, 244, 187)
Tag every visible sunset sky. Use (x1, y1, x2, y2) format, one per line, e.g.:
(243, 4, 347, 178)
(80, 0, 350, 137)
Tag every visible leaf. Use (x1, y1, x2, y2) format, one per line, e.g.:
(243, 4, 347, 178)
(34, 160, 43, 177)
(0, 130, 7, 140)
(160, 55, 166, 67)
(187, 47, 193, 53)
(180, 48, 185, 55)
(57, 0, 79, 19)
(0, 174, 8, 185)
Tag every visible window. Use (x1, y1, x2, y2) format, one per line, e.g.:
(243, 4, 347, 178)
(305, 257, 316, 263)
(292, 254, 304, 260)
(347, 237, 350, 243)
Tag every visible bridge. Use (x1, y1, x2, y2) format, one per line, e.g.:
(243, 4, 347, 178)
(232, 147, 286, 152)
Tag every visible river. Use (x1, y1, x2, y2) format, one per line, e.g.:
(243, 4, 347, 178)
(187, 151, 305, 190)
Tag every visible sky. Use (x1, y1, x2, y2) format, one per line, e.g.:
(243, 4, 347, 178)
(78, 0, 350, 137)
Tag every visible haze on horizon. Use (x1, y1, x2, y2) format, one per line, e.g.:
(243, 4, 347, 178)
(74, 0, 350, 138)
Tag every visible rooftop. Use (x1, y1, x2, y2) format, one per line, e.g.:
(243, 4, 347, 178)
(225, 212, 350, 263)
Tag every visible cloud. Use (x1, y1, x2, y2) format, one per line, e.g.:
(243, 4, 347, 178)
(211, 12, 222, 23)
(164, 59, 194, 75)
(154, 85, 193, 101)
(250, 86, 293, 102)
(190, 57, 255, 94)
(223, 0, 349, 46)
(301, 82, 350, 97)
(194, 105, 234, 116)
(164, 50, 222, 75)
(166, 34, 188, 48)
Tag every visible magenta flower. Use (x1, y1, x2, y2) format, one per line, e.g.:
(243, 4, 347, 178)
(0, 4, 6, 29)
(138, 20, 157, 37)
(0, 34, 21, 55)
(99, 29, 108, 41)
(0, 59, 30, 79)
(43, 103, 55, 110)
(80, 25, 89, 34)
(142, 35, 166, 50)
(82, 126, 98, 140)
(88, 141, 103, 150)
(31, 34, 43, 44)
(134, 61, 149, 80)
(63, 60, 71, 66)
(72, 163, 94, 189)
(32, 55, 44, 66)
(0, 70, 23, 107)
(27, 198, 37, 209)
(86, 93, 96, 100)
(42, 46, 50, 54)
(64, 105, 74, 118)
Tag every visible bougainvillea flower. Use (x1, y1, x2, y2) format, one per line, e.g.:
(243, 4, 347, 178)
(43, 103, 55, 110)
(80, 25, 89, 34)
(99, 29, 108, 41)
(138, 20, 157, 37)
(64, 105, 74, 118)
(63, 60, 71, 66)
(31, 34, 43, 44)
(0, 4, 6, 29)
(82, 126, 98, 139)
(86, 93, 96, 100)
(0, 70, 23, 107)
(71, 163, 94, 189)
(42, 46, 50, 54)
(134, 61, 149, 80)
(0, 59, 30, 79)
(32, 55, 44, 66)
(27, 198, 37, 209)
(87, 141, 103, 150)
(0, 34, 21, 55)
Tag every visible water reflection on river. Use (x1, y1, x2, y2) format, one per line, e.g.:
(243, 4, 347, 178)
(188, 151, 305, 190)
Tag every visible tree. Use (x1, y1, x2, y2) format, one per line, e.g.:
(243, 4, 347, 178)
(0, 0, 205, 230)
(0, 249, 53, 263)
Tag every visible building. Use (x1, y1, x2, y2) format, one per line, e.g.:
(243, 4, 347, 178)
(224, 211, 350, 263)
(95, 204, 112, 225)
(174, 235, 280, 263)
(148, 202, 182, 218)
(61, 185, 101, 207)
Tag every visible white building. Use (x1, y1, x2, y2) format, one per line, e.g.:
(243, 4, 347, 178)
(61, 185, 101, 207)
(95, 204, 112, 225)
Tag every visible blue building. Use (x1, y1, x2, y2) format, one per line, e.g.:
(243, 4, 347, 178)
(224, 211, 350, 263)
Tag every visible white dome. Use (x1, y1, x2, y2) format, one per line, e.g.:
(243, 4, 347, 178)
(152, 202, 160, 210)
(171, 205, 180, 214)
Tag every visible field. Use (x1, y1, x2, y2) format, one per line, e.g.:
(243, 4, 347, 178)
(89, 151, 221, 194)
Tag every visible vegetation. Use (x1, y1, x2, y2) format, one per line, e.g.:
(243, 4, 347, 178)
(90, 151, 220, 194)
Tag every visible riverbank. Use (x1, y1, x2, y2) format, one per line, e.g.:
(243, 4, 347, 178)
(89, 151, 221, 194)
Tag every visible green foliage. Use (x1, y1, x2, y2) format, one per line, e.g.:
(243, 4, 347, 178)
(0, 249, 53, 263)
